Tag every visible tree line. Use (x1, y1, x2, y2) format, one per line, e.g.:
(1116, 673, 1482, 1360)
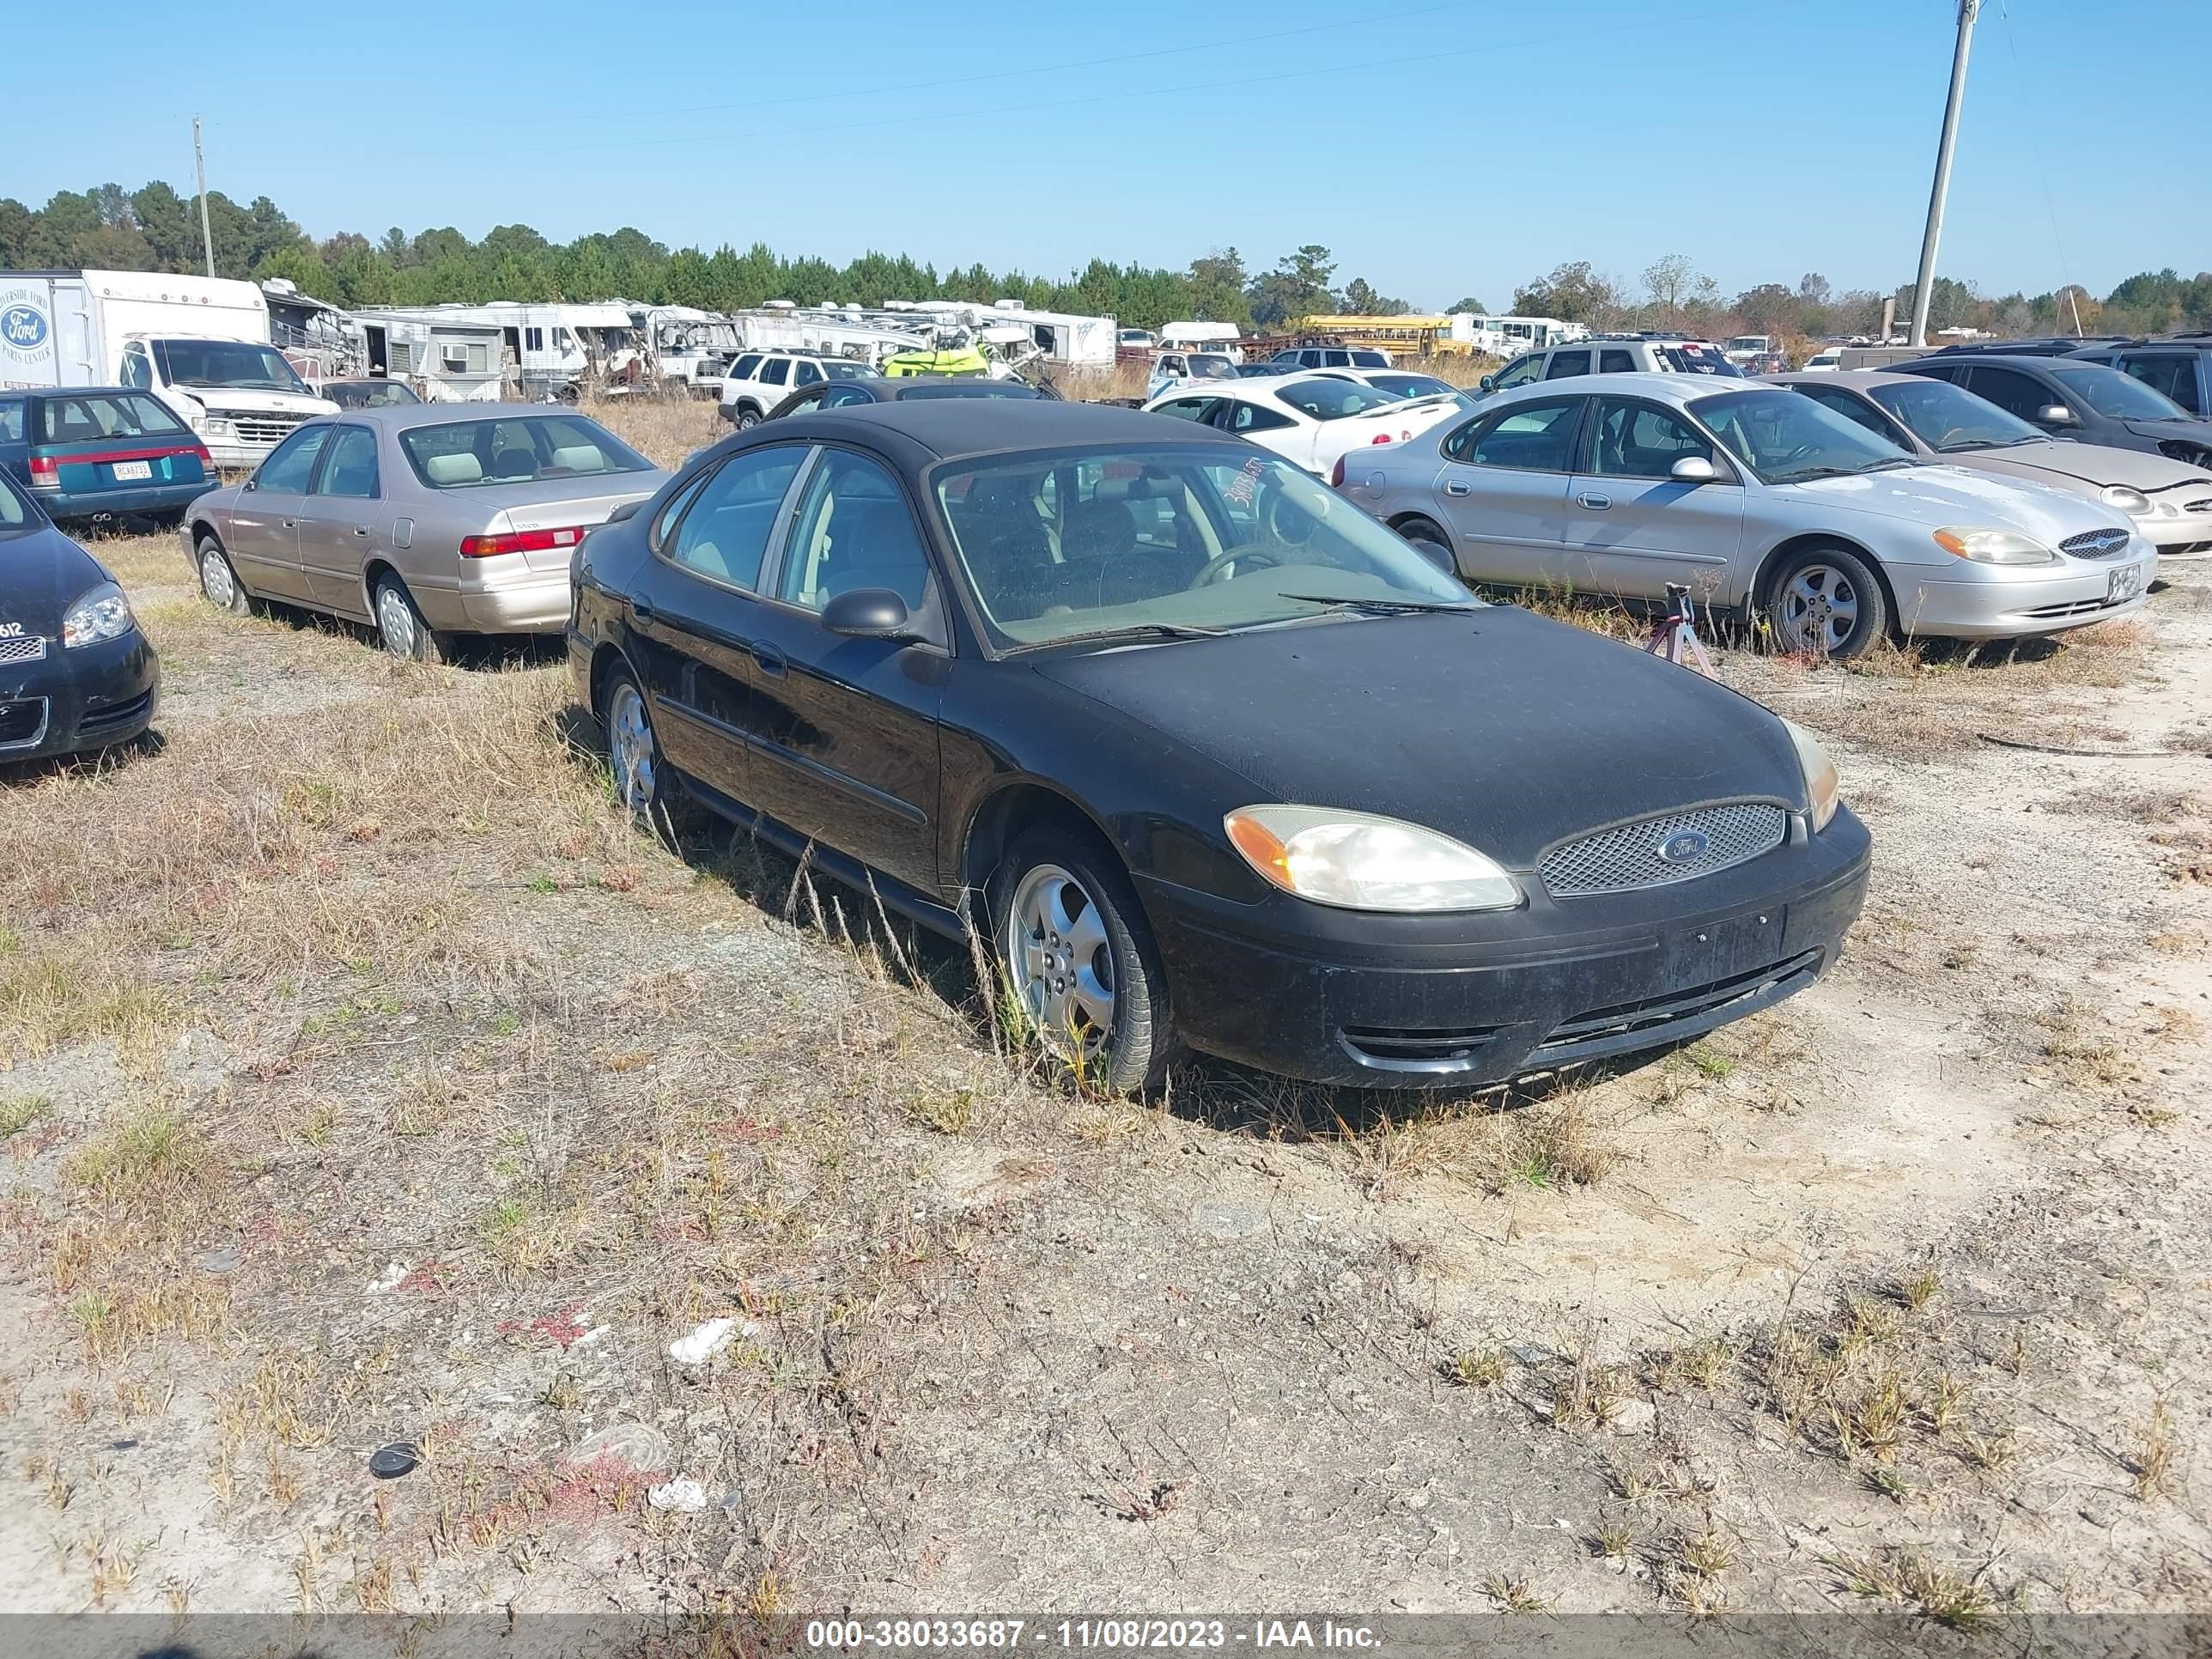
(4, 179, 2207, 343)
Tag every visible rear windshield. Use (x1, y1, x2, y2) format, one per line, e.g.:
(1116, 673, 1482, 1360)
(1660, 344, 1744, 377)
(152, 339, 309, 394)
(36, 392, 190, 443)
(1276, 379, 1404, 420)
(325, 380, 422, 408)
(893, 381, 1043, 401)
(398, 414, 652, 489)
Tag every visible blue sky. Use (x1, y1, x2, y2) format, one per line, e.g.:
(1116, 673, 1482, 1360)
(14, 0, 2205, 308)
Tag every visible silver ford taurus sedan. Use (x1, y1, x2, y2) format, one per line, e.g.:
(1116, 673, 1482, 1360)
(1333, 373, 2158, 657)
(181, 404, 667, 661)
(1769, 370, 2212, 560)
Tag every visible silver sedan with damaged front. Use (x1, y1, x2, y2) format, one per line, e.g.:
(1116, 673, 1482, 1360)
(1337, 373, 2159, 658)
(180, 404, 667, 661)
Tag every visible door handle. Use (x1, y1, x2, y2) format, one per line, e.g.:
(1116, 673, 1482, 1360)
(1443, 480, 1472, 496)
(1577, 493, 1612, 510)
(282, 518, 300, 528)
(352, 526, 372, 538)
(749, 641, 787, 678)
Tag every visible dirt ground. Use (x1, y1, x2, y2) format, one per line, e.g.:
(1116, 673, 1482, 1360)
(3, 401, 2209, 1636)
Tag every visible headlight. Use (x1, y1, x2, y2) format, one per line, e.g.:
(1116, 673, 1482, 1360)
(62, 582, 137, 649)
(1780, 718, 1839, 832)
(1930, 526, 2056, 565)
(203, 416, 234, 437)
(1224, 805, 1519, 913)
(2100, 485, 2151, 516)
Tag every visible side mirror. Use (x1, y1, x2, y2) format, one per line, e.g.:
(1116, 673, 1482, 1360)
(605, 500, 641, 524)
(821, 586, 921, 641)
(1669, 455, 1720, 483)
(241, 476, 258, 491)
(2037, 403, 2078, 427)
(1478, 375, 1495, 392)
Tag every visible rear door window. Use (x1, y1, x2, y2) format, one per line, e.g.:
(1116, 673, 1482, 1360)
(0, 399, 21, 443)
(1456, 398, 1585, 471)
(1543, 349, 1593, 380)
(1598, 349, 1634, 373)
(759, 359, 792, 387)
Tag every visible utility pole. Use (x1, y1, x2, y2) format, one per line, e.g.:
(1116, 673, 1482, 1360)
(1909, 0, 1980, 349)
(193, 117, 215, 278)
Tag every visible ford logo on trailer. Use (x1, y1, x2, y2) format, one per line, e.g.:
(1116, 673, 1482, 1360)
(1658, 830, 1711, 865)
(2, 305, 49, 349)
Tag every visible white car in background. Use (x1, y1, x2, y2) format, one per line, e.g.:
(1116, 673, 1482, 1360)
(1141, 375, 1463, 478)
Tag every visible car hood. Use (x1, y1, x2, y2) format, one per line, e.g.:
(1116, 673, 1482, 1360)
(0, 523, 112, 635)
(2121, 416, 2212, 446)
(167, 387, 338, 416)
(1785, 463, 2130, 540)
(1031, 606, 1806, 869)
(1943, 438, 2209, 492)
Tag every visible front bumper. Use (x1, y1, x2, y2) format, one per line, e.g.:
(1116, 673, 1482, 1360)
(2140, 511, 2212, 558)
(1891, 551, 2157, 639)
(1137, 807, 1872, 1087)
(38, 480, 207, 523)
(0, 629, 160, 764)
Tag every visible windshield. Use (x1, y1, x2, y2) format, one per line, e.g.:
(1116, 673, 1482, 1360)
(36, 391, 188, 442)
(1661, 344, 1743, 377)
(1690, 388, 1912, 483)
(152, 339, 310, 394)
(1370, 373, 1458, 398)
(823, 359, 872, 380)
(325, 380, 422, 409)
(1277, 379, 1404, 420)
(1188, 355, 1234, 378)
(398, 414, 652, 489)
(2048, 364, 2191, 422)
(1867, 378, 2040, 450)
(0, 468, 30, 531)
(933, 445, 1474, 649)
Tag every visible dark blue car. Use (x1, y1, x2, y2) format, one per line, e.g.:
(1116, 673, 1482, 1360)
(0, 387, 213, 526)
(0, 469, 159, 765)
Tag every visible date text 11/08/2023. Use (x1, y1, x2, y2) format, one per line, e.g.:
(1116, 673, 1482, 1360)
(804, 1620, 1382, 1650)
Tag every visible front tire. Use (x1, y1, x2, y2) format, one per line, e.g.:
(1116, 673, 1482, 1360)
(372, 574, 447, 664)
(1765, 544, 1888, 659)
(196, 533, 252, 616)
(992, 826, 1178, 1096)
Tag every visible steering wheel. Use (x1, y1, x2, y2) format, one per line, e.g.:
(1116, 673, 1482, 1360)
(1774, 441, 1820, 467)
(1192, 547, 1285, 588)
(1934, 427, 1969, 449)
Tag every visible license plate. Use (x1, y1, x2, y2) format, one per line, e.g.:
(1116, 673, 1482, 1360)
(2107, 563, 2144, 604)
(1663, 908, 1788, 983)
(111, 460, 152, 481)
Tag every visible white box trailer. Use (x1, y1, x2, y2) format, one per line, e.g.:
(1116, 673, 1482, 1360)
(0, 269, 336, 465)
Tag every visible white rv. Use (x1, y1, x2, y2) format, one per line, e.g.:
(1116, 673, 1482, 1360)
(908, 300, 1117, 368)
(351, 312, 506, 402)
(357, 301, 638, 398)
(1462, 314, 1589, 356)
(1158, 321, 1243, 364)
(0, 269, 337, 466)
(632, 305, 741, 398)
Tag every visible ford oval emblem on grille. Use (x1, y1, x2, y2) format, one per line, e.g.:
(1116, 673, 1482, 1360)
(1659, 830, 1711, 864)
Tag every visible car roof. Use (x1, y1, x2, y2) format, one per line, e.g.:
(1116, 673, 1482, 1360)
(1493, 370, 1751, 403)
(777, 398, 1245, 461)
(1768, 369, 1930, 390)
(336, 401, 603, 432)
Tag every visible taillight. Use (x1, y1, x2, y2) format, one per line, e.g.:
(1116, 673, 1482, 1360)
(459, 525, 587, 558)
(27, 454, 59, 489)
(1328, 454, 1347, 489)
(1370, 432, 1393, 445)
(189, 444, 212, 470)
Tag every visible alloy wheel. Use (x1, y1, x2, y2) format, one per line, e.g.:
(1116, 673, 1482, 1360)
(1005, 863, 1115, 1060)
(1778, 563, 1860, 655)
(607, 682, 658, 812)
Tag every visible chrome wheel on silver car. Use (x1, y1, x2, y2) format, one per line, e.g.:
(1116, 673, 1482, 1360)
(1767, 544, 1888, 660)
(606, 679, 659, 815)
(1004, 863, 1116, 1060)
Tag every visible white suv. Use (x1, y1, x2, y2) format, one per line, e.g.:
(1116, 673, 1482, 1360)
(717, 350, 872, 428)
(1477, 335, 1743, 398)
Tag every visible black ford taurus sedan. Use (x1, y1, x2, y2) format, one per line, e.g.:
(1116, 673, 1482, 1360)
(568, 401, 1869, 1092)
(2, 470, 159, 767)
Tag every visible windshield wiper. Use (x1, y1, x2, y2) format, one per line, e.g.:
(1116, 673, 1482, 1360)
(1279, 593, 1478, 615)
(1014, 622, 1224, 652)
(1780, 458, 1915, 482)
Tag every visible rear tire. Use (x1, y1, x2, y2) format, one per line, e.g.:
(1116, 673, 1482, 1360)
(991, 824, 1179, 1097)
(599, 664, 684, 833)
(733, 404, 762, 430)
(1392, 515, 1461, 579)
(372, 574, 447, 664)
(195, 533, 252, 616)
(1765, 544, 1888, 659)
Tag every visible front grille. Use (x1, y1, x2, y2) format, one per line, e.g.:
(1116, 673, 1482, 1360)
(1539, 803, 1788, 898)
(2162, 540, 2212, 556)
(77, 690, 153, 736)
(2060, 529, 2131, 560)
(0, 697, 50, 748)
(2021, 596, 2124, 619)
(1340, 1023, 1504, 1066)
(232, 410, 313, 446)
(0, 635, 50, 665)
(1538, 949, 1825, 1052)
